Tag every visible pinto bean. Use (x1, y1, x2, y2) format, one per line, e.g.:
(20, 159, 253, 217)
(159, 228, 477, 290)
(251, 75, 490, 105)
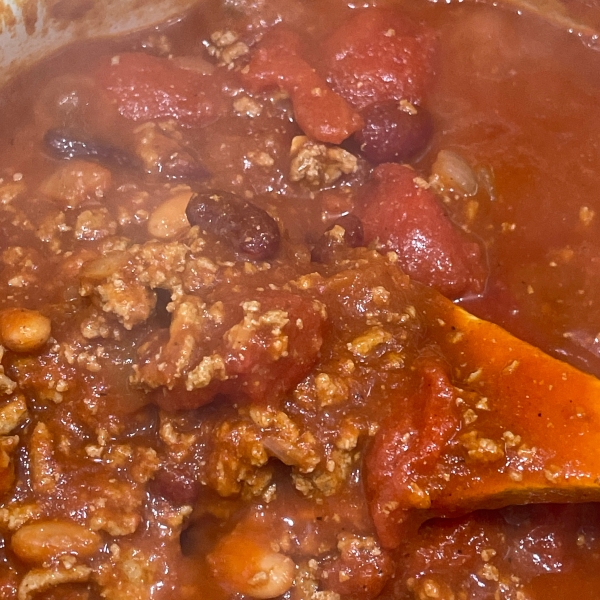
(44, 128, 141, 170)
(311, 214, 364, 263)
(40, 159, 112, 209)
(249, 552, 295, 599)
(186, 191, 280, 260)
(11, 520, 101, 564)
(0, 309, 51, 353)
(208, 531, 295, 599)
(354, 101, 433, 164)
(148, 189, 192, 239)
(80, 251, 129, 281)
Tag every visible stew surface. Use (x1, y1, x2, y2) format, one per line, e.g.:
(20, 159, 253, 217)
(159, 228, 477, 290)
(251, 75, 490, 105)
(1, 0, 600, 599)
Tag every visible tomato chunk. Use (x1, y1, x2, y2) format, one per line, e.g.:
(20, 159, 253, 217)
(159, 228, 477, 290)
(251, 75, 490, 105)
(222, 291, 324, 402)
(319, 535, 393, 600)
(359, 163, 485, 299)
(153, 290, 325, 410)
(244, 28, 363, 144)
(365, 360, 460, 549)
(323, 9, 437, 110)
(96, 52, 226, 127)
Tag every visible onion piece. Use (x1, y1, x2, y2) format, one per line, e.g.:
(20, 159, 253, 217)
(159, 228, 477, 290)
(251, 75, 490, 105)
(430, 149, 478, 197)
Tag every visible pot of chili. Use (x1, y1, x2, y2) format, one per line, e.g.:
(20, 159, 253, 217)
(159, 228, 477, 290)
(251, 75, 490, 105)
(1, 1, 600, 600)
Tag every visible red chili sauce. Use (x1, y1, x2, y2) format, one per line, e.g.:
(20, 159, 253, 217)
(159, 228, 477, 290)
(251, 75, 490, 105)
(1, 1, 600, 599)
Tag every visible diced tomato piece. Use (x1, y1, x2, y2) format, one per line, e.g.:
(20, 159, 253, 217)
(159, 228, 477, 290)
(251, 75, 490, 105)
(365, 360, 460, 549)
(243, 28, 363, 144)
(96, 52, 226, 127)
(222, 291, 325, 403)
(323, 9, 437, 110)
(150, 464, 200, 506)
(359, 163, 485, 299)
(398, 506, 579, 592)
(154, 291, 325, 410)
(320, 538, 393, 600)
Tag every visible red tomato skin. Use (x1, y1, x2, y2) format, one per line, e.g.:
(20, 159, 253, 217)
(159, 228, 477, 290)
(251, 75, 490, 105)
(154, 291, 325, 411)
(323, 9, 437, 110)
(223, 291, 325, 404)
(97, 52, 226, 127)
(366, 360, 460, 549)
(244, 28, 363, 144)
(359, 163, 485, 299)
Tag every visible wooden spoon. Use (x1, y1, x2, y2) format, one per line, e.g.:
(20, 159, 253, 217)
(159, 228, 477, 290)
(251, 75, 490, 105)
(364, 267, 600, 548)
(420, 288, 600, 513)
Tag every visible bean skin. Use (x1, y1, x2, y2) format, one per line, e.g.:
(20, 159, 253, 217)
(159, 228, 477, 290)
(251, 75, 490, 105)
(44, 128, 141, 170)
(186, 191, 281, 260)
(354, 101, 433, 164)
(311, 213, 364, 263)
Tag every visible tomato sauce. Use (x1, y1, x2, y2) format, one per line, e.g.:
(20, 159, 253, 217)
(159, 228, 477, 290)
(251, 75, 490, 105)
(0, 1, 600, 599)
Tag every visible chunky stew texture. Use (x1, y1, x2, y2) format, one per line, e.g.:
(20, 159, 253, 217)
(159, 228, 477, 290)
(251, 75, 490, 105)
(2, 0, 600, 598)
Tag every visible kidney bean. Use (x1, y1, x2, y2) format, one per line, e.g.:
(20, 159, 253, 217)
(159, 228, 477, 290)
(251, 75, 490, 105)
(311, 214, 364, 263)
(44, 128, 141, 170)
(45, 128, 209, 182)
(186, 191, 280, 260)
(354, 102, 433, 164)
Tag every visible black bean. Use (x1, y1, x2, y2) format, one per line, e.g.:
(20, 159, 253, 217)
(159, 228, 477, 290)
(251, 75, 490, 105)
(311, 214, 364, 263)
(186, 191, 281, 260)
(44, 128, 141, 170)
(354, 102, 433, 165)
